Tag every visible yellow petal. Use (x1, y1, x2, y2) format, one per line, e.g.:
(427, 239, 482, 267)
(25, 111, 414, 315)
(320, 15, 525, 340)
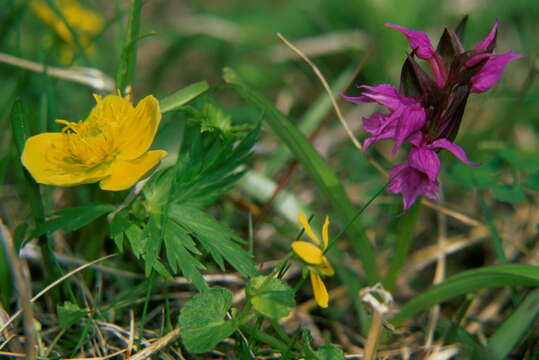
(297, 213, 321, 246)
(116, 95, 162, 161)
(99, 150, 167, 191)
(322, 216, 330, 250)
(21, 133, 111, 186)
(291, 241, 324, 265)
(310, 272, 329, 308)
(86, 94, 134, 130)
(319, 256, 335, 276)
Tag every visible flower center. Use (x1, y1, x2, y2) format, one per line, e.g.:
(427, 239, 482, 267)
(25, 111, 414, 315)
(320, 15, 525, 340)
(56, 119, 118, 167)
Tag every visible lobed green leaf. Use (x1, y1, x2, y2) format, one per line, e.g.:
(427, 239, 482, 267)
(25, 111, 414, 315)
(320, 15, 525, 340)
(178, 287, 237, 353)
(246, 275, 295, 319)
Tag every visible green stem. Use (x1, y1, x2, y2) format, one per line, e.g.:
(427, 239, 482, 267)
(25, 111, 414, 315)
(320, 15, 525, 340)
(326, 179, 390, 253)
(240, 324, 301, 357)
(116, 0, 142, 92)
(138, 272, 156, 348)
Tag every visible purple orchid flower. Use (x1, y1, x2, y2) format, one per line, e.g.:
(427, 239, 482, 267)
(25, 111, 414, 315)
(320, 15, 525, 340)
(342, 20, 521, 213)
(341, 84, 426, 154)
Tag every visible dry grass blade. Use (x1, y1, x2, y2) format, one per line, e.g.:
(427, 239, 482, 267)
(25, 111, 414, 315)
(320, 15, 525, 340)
(62, 348, 128, 360)
(0, 220, 37, 360)
(0, 52, 114, 91)
(276, 32, 388, 177)
(0, 253, 117, 337)
(126, 328, 181, 360)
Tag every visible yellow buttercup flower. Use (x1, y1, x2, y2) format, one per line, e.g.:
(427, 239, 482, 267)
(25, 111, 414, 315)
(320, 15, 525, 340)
(292, 213, 335, 308)
(31, 0, 104, 62)
(21, 94, 167, 191)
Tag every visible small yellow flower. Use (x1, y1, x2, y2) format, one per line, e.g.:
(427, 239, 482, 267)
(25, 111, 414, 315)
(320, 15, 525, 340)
(292, 213, 335, 308)
(31, 0, 104, 62)
(21, 94, 167, 191)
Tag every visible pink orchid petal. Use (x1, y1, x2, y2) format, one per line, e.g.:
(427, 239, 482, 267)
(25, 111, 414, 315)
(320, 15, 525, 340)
(391, 104, 426, 155)
(362, 113, 386, 134)
(474, 20, 499, 51)
(388, 164, 439, 212)
(339, 93, 370, 104)
(358, 84, 404, 110)
(470, 52, 523, 93)
(363, 114, 398, 151)
(385, 23, 436, 60)
(408, 146, 440, 182)
(465, 53, 492, 68)
(430, 138, 481, 166)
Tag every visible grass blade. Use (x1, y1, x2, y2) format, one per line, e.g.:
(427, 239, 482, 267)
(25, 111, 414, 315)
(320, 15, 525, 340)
(160, 81, 209, 113)
(390, 264, 539, 326)
(487, 288, 539, 359)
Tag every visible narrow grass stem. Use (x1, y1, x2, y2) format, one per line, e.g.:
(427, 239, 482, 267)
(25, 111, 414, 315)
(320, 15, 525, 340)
(364, 310, 383, 360)
(138, 272, 156, 349)
(326, 179, 390, 253)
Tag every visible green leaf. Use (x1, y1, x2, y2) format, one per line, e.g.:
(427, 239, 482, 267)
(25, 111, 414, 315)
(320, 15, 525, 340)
(143, 216, 162, 276)
(160, 81, 210, 113)
(449, 160, 499, 190)
(390, 264, 539, 326)
(109, 209, 131, 251)
(491, 183, 525, 203)
(124, 221, 145, 258)
(246, 275, 295, 319)
(315, 345, 345, 360)
(223, 67, 379, 284)
(31, 203, 115, 239)
(130, 120, 259, 287)
(169, 204, 258, 278)
(524, 168, 539, 190)
(10, 99, 28, 155)
(0, 237, 12, 307)
(301, 329, 319, 360)
(179, 287, 237, 353)
(163, 218, 206, 290)
(496, 148, 539, 174)
(57, 302, 86, 330)
(487, 289, 539, 359)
